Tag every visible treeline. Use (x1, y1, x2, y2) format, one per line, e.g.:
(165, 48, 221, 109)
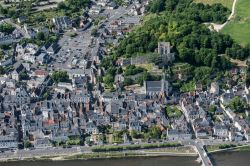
(124, 65, 146, 76)
(0, 5, 17, 18)
(57, 0, 90, 12)
(0, 23, 15, 35)
(245, 67, 250, 87)
(218, 144, 236, 149)
(115, 0, 249, 70)
(92, 142, 182, 152)
(0, 0, 90, 19)
(226, 44, 250, 60)
(124, 71, 162, 86)
(147, 0, 229, 23)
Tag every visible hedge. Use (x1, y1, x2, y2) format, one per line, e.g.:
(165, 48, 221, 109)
(92, 142, 182, 152)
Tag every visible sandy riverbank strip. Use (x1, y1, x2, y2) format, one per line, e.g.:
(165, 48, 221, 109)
(0, 148, 198, 162)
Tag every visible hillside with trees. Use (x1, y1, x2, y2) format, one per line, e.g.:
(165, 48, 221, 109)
(114, 0, 250, 70)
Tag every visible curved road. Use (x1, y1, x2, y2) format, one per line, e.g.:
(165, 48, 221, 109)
(210, 0, 238, 32)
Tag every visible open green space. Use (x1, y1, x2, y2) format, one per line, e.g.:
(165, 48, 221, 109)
(222, 0, 250, 46)
(206, 144, 250, 153)
(193, 0, 234, 9)
(206, 144, 236, 152)
(232, 145, 250, 152)
(92, 142, 182, 152)
(165, 106, 183, 118)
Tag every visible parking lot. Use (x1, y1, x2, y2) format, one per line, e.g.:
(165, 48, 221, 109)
(49, 5, 140, 72)
(51, 28, 94, 70)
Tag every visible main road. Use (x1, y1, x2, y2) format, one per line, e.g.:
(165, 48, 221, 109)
(182, 140, 212, 166)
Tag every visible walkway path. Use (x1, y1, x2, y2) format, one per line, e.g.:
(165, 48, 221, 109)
(210, 0, 238, 32)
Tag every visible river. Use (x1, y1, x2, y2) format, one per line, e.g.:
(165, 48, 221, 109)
(211, 151, 250, 166)
(0, 156, 199, 166)
(0, 151, 249, 166)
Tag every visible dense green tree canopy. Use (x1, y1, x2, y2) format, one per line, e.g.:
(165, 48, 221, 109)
(124, 65, 145, 76)
(229, 96, 246, 113)
(0, 66, 5, 75)
(0, 23, 15, 35)
(57, 0, 90, 12)
(146, 126, 162, 139)
(52, 71, 69, 83)
(246, 67, 250, 87)
(114, 0, 248, 70)
(147, 0, 166, 13)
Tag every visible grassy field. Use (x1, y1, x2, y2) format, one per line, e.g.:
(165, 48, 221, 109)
(222, 0, 250, 46)
(193, 0, 234, 9)
(206, 144, 250, 153)
(206, 144, 236, 152)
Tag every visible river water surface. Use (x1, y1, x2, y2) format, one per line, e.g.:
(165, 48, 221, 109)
(0, 151, 249, 166)
(211, 151, 250, 166)
(0, 156, 199, 166)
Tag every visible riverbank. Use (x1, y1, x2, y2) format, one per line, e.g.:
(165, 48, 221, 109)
(2, 150, 250, 166)
(64, 151, 197, 160)
(0, 146, 197, 163)
(206, 144, 250, 154)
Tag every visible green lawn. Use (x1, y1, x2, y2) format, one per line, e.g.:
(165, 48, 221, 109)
(166, 106, 183, 118)
(222, 0, 250, 46)
(180, 81, 195, 92)
(206, 144, 236, 152)
(193, 0, 234, 9)
(206, 144, 250, 153)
